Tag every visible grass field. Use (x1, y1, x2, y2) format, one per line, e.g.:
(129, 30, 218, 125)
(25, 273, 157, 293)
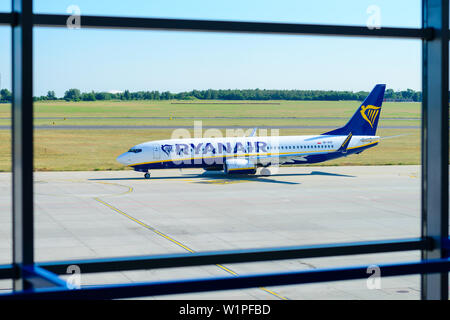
(0, 100, 422, 119)
(0, 100, 426, 171)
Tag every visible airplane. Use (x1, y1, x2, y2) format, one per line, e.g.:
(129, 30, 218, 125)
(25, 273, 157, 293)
(116, 84, 386, 179)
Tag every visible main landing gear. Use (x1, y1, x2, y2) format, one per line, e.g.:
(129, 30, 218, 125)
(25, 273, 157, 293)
(144, 172, 151, 179)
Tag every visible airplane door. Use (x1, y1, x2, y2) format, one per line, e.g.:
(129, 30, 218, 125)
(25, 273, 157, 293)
(153, 145, 160, 159)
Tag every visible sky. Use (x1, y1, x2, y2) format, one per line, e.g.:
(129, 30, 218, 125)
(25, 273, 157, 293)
(0, 0, 422, 97)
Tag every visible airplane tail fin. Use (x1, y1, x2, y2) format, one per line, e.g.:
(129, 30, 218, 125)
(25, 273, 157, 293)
(322, 84, 386, 136)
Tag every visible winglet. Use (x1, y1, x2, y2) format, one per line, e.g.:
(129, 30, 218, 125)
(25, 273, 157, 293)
(249, 128, 257, 137)
(337, 132, 353, 153)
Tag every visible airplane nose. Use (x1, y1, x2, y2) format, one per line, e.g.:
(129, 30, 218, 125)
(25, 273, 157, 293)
(116, 153, 129, 165)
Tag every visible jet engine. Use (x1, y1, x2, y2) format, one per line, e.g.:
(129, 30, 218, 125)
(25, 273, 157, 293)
(224, 158, 257, 174)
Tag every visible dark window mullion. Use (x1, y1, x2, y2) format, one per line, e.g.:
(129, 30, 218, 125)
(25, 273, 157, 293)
(421, 0, 449, 300)
(11, 0, 34, 291)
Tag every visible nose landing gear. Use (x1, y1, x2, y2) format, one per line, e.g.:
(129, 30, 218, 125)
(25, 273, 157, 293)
(144, 172, 151, 179)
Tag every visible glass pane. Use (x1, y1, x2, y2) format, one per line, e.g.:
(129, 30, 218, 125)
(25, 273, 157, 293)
(0, 2, 11, 12)
(33, 27, 421, 299)
(34, 0, 421, 28)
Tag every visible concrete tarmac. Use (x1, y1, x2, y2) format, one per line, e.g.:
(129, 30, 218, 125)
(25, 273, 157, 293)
(0, 166, 424, 299)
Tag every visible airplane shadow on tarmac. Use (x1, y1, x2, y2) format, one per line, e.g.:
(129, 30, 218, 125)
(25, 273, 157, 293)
(89, 170, 355, 185)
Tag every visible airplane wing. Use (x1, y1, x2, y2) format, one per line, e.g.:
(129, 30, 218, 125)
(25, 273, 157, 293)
(379, 133, 412, 140)
(247, 152, 308, 165)
(276, 155, 308, 164)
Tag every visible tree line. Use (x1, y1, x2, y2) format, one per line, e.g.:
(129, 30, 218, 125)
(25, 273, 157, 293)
(0, 87, 423, 103)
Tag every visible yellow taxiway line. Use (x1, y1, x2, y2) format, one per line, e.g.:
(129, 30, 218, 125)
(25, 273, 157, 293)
(94, 195, 288, 300)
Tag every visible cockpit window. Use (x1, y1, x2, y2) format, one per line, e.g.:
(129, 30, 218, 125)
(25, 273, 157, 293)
(128, 148, 142, 153)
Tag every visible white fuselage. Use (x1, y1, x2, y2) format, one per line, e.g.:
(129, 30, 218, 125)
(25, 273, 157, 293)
(116, 134, 380, 170)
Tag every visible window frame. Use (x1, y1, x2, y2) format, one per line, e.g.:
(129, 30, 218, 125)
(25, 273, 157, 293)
(0, 0, 447, 300)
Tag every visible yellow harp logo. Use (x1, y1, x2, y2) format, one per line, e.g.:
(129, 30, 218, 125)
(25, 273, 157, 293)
(360, 105, 381, 128)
